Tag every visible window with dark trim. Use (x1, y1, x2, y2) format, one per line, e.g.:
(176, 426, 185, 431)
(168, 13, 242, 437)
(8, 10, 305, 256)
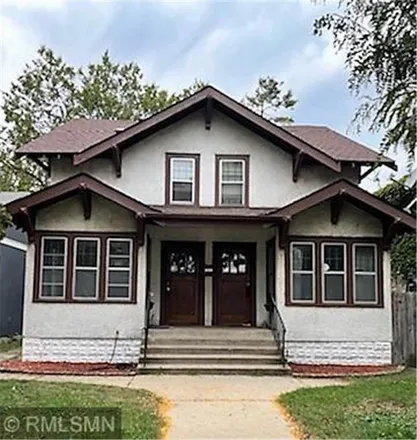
(166, 153, 200, 205)
(215, 155, 249, 206)
(40, 237, 67, 299)
(73, 238, 100, 299)
(106, 238, 133, 300)
(286, 237, 383, 307)
(35, 233, 137, 303)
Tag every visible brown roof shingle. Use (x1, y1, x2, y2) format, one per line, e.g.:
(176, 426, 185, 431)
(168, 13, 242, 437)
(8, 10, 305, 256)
(19, 119, 134, 154)
(283, 125, 392, 164)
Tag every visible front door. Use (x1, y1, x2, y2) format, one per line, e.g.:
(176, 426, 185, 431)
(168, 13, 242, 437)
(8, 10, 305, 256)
(213, 242, 256, 326)
(161, 241, 204, 325)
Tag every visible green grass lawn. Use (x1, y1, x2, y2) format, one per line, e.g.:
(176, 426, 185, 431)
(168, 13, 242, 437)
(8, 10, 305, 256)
(278, 369, 416, 439)
(0, 380, 165, 439)
(0, 339, 21, 353)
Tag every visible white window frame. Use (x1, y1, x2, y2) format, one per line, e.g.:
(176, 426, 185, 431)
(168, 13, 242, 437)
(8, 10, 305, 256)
(353, 243, 378, 305)
(39, 236, 67, 300)
(169, 157, 195, 205)
(72, 237, 100, 300)
(290, 242, 316, 303)
(219, 158, 246, 206)
(321, 242, 347, 303)
(105, 238, 133, 301)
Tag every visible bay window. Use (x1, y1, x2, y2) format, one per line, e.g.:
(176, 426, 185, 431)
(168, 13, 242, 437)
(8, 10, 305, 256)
(36, 234, 136, 303)
(287, 238, 382, 307)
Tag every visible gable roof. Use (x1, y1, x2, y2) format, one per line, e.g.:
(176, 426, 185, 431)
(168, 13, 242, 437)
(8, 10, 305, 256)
(269, 178, 415, 230)
(283, 125, 393, 164)
(18, 119, 134, 155)
(17, 86, 395, 173)
(6, 173, 160, 217)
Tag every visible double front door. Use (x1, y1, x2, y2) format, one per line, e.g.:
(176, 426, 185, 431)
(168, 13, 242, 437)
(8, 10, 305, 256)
(160, 241, 255, 326)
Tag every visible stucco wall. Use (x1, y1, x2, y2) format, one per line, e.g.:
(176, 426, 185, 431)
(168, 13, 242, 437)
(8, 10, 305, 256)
(276, 201, 391, 365)
(147, 224, 275, 327)
(23, 198, 147, 363)
(50, 111, 360, 208)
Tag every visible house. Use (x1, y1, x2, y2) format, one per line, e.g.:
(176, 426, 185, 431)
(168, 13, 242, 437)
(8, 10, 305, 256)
(0, 192, 29, 337)
(6, 86, 415, 368)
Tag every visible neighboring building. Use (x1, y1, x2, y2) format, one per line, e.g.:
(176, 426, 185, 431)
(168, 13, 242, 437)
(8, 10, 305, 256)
(0, 192, 29, 337)
(6, 86, 415, 366)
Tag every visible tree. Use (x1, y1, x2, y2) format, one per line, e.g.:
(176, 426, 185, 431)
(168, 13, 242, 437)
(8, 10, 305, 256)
(243, 76, 297, 123)
(0, 207, 11, 241)
(314, 0, 416, 162)
(375, 176, 416, 284)
(0, 46, 207, 191)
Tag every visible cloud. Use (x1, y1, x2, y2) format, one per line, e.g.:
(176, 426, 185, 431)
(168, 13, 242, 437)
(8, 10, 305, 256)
(1, 0, 68, 9)
(278, 33, 345, 98)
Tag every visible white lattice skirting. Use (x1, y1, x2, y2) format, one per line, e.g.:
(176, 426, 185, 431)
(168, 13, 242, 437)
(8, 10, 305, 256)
(286, 341, 392, 365)
(23, 338, 142, 363)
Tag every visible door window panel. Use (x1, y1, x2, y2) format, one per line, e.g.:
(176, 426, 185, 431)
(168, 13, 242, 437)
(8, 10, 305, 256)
(169, 251, 196, 274)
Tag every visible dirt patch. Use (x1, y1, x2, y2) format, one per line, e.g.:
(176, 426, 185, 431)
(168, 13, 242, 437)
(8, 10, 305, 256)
(0, 360, 137, 375)
(274, 399, 305, 440)
(290, 363, 403, 377)
(351, 399, 406, 415)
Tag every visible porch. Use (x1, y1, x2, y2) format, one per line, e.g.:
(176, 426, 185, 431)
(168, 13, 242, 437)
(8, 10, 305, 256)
(146, 223, 278, 328)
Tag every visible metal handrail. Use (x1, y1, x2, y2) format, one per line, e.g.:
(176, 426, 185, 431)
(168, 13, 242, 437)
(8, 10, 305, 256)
(267, 295, 287, 364)
(142, 294, 153, 367)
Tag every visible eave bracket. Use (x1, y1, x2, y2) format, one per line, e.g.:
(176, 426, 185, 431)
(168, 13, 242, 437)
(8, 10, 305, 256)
(136, 213, 145, 247)
(205, 97, 213, 130)
(19, 207, 35, 243)
(279, 217, 291, 249)
(330, 191, 345, 225)
(112, 145, 122, 178)
(79, 183, 92, 220)
(383, 218, 400, 250)
(293, 151, 304, 183)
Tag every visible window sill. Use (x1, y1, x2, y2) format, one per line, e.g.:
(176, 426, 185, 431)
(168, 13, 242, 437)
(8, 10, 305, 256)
(285, 301, 383, 308)
(33, 298, 136, 304)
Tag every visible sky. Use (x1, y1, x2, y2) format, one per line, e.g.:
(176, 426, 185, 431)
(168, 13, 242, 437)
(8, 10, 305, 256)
(0, 0, 409, 190)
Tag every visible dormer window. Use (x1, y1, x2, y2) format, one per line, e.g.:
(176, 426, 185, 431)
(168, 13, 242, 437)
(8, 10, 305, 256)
(216, 155, 249, 206)
(166, 153, 200, 205)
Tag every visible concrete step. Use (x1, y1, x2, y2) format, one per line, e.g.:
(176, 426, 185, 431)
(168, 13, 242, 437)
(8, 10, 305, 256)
(145, 353, 282, 365)
(147, 337, 276, 348)
(148, 327, 272, 340)
(146, 345, 279, 356)
(138, 363, 291, 376)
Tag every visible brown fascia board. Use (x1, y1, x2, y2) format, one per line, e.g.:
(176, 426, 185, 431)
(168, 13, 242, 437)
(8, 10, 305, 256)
(270, 179, 416, 230)
(73, 86, 342, 173)
(6, 173, 160, 217)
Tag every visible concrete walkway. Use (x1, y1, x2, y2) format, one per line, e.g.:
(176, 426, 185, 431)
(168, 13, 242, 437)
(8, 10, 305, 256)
(0, 373, 343, 439)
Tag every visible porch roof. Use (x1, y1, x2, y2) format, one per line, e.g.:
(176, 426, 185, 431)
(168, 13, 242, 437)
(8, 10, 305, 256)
(269, 178, 416, 231)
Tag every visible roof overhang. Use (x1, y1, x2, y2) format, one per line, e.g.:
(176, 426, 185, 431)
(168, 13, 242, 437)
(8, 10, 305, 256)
(267, 179, 415, 249)
(6, 174, 159, 244)
(71, 87, 342, 173)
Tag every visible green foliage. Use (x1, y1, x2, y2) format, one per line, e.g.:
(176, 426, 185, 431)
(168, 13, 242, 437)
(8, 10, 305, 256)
(375, 176, 416, 214)
(0, 206, 11, 241)
(243, 76, 297, 123)
(391, 233, 416, 284)
(278, 370, 416, 439)
(0, 46, 207, 192)
(314, 0, 416, 162)
(375, 175, 416, 283)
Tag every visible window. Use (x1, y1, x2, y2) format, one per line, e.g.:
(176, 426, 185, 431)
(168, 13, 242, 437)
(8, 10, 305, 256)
(168, 156, 198, 204)
(287, 238, 382, 307)
(290, 243, 315, 302)
(322, 243, 346, 302)
(40, 237, 67, 299)
(354, 244, 377, 303)
(218, 158, 246, 205)
(35, 234, 136, 303)
(73, 238, 100, 299)
(106, 239, 133, 300)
